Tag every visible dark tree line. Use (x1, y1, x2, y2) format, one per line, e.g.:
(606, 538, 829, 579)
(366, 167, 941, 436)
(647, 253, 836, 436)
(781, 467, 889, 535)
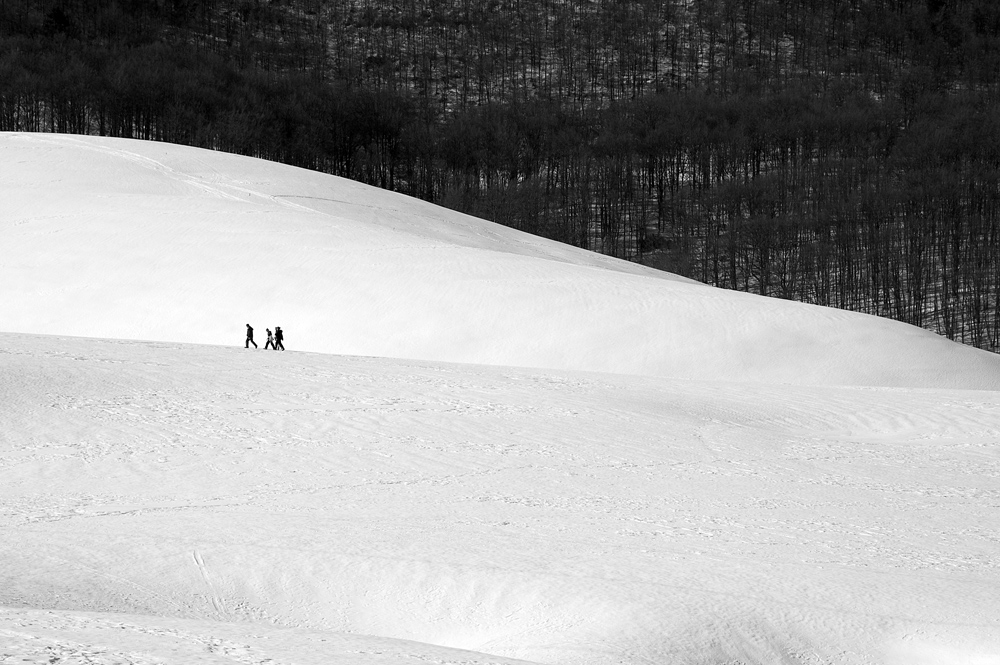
(4, 0, 1000, 350)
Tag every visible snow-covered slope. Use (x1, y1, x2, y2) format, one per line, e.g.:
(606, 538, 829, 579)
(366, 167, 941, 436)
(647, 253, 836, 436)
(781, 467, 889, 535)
(3, 133, 1000, 665)
(4, 132, 999, 388)
(2, 334, 1000, 665)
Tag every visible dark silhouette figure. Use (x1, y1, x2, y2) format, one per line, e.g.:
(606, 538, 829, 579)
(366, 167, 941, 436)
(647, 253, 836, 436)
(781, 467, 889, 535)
(274, 326, 285, 350)
(245, 323, 257, 349)
(264, 328, 276, 350)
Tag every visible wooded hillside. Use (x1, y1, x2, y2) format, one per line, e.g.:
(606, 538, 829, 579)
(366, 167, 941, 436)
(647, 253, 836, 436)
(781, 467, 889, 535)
(4, 0, 1000, 350)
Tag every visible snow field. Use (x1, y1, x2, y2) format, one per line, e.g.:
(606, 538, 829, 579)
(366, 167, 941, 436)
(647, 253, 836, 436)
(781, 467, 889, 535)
(2, 132, 1000, 664)
(2, 335, 1000, 664)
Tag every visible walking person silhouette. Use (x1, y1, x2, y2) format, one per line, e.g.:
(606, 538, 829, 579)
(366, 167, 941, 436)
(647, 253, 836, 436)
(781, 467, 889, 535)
(264, 328, 276, 350)
(274, 326, 285, 351)
(245, 323, 257, 349)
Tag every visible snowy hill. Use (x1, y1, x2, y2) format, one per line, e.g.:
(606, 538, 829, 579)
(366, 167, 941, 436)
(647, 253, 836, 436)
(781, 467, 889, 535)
(4, 131, 999, 388)
(2, 133, 1000, 665)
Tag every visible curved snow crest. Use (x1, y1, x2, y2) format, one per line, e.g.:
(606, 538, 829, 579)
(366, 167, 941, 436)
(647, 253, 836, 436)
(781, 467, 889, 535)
(0, 606, 543, 665)
(4, 131, 998, 388)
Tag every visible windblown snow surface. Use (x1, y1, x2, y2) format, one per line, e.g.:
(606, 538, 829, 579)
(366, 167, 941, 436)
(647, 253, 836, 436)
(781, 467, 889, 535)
(2, 132, 1000, 665)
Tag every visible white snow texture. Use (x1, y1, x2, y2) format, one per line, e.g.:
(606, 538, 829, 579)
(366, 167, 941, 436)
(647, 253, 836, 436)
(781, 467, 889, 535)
(2, 132, 999, 665)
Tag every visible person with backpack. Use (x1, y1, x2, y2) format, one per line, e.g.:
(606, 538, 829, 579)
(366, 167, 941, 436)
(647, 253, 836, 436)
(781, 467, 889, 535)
(274, 326, 285, 350)
(264, 328, 276, 350)
(245, 323, 257, 349)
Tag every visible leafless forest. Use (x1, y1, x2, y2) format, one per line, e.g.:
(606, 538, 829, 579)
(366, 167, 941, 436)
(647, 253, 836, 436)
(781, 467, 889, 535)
(4, 0, 1000, 349)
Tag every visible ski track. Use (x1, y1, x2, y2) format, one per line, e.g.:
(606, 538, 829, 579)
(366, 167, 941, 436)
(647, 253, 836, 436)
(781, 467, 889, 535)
(1, 334, 999, 664)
